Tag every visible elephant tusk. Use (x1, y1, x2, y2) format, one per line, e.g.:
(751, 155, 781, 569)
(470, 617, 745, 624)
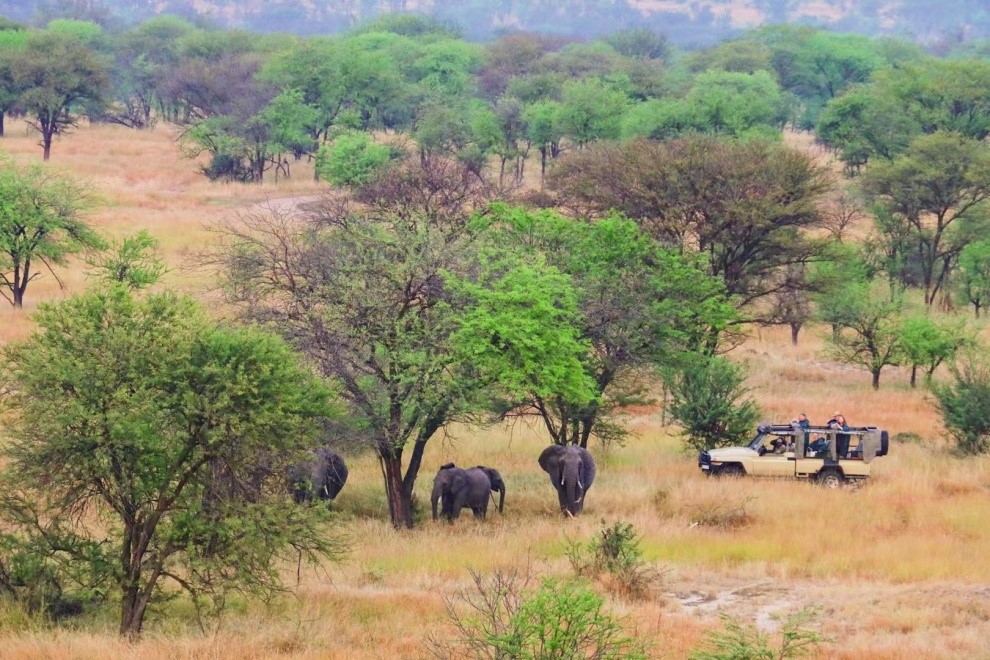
(564, 509, 575, 518)
(578, 480, 583, 490)
(575, 496, 582, 503)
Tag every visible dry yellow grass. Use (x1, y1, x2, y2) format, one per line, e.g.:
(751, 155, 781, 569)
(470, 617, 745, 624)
(0, 121, 989, 659)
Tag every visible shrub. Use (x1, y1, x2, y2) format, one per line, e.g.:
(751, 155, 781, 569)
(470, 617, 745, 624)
(664, 356, 761, 451)
(932, 358, 990, 454)
(431, 569, 649, 659)
(315, 131, 398, 186)
(565, 520, 662, 600)
(690, 608, 826, 659)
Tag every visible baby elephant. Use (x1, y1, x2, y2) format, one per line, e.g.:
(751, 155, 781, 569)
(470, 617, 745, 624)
(288, 448, 348, 504)
(431, 463, 506, 521)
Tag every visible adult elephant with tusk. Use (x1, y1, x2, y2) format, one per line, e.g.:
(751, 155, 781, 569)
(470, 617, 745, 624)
(288, 448, 348, 504)
(538, 445, 596, 516)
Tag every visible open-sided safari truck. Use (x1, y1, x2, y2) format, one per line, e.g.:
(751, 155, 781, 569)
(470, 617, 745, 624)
(698, 422, 890, 488)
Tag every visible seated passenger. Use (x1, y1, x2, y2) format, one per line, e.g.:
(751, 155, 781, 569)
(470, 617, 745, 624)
(807, 435, 828, 457)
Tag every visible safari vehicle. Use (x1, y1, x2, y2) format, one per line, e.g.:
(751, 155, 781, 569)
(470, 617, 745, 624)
(698, 422, 890, 488)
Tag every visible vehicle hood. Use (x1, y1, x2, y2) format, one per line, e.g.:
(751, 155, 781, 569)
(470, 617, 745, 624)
(707, 447, 757, 461)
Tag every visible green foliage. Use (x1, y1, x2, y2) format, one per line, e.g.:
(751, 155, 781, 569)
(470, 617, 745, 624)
(557, 78, 628, 145)
(933, 358, 990, 455)
(898, 315, 970, 386)
(956, 240, 990, 317)
(84, 229, 166, 289)
(664, 356, 761, 452)
(820, 280, 903, 389)
(625, 70, 786, 140)
(434, 570, 648, 660)
(604, 28, 670, 61)
(470, 204, 734, 447)
(861, 131, 990, 305)
(451, 258, 597, 411)
(0, 286, 343, 635)
(0, 158, 103, 307)
(565, 520, 660, 600)
(690, 608, 826, 660)
(316, 130, 397, 186)
(10, 29, 110, 158)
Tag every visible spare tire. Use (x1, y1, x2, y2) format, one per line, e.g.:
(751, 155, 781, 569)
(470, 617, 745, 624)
(879, 430, 889, 456)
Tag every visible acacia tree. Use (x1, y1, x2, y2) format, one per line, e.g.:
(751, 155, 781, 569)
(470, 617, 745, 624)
(862, 132, 990, 306)
(898, 315, 970, 388)
(214, 159, 493, 529)
(549, 136, 831, 345)
(462, 205, 734, 448)
(820, 280, 903, 390)
(0, 160, 103, 307)
(956, 240, 990, 318)
(0, 286, 342, 636)
(10, 30, 108, 160)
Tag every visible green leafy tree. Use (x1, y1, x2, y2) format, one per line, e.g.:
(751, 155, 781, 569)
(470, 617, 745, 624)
(315, 130, 397, 187)
(84, 229, 166, 289)
(0, 159, 104, 307)
(557, 78, 628, 147)
(0, 286, 343, 636)
(664, 355, 761, 452)
(820, 280, 903, 389)
(862, 132, 990, 305)
(214, 158, 494, 529)
(523, 100, 563, 185)
(956, 240, 990, 317)
(899, 315, 970, 388)
(10, 30, 109, 160)
(0, 27, 28, 137)
(933, 357, 990, 454)
(469, 206, 734, 448)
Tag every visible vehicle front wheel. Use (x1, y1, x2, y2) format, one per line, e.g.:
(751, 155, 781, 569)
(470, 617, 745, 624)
(718, 464, 745, 478)
(817, 469, 844, 489)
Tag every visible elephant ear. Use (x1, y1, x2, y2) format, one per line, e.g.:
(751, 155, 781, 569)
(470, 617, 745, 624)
(538, 445, 566, 474)
(482, 467, 503, 490)
(450, 469, 469, 493)
(579, 448, 596, 488)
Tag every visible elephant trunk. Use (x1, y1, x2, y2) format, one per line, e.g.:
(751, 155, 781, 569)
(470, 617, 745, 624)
(431, 483, 442, 521)
(564, 462, 579, 515)
(497, 484, 505, 514)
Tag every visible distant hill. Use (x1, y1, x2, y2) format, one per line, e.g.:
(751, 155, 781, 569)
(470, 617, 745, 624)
(5, 0, 990, 46)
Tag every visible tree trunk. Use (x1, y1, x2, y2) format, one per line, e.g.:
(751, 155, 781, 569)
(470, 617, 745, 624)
(872, 368, 881, 390)
(910, 364, 918, 388)
(790, 322, 801, 346)
(0, 111, 5, 137)
(975, 303, 981, 319)
(380, 449, 413, 529)
(119, 585, 143, 637)
(43, 135, 52, 161)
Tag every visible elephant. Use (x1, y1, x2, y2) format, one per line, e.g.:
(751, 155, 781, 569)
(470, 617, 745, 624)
(288, 448, 348, 504)
(431, 463, 506, 521)
(538, 445, 596, 516)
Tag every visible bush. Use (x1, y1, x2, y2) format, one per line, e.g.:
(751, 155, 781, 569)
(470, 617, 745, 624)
(431, 569, 649, 659)
(315, 131, 398, 187)
(932, 358, 990, 454)
(664, 356, 761, 451)
(690, 608, 826, 659)
(565, 520, 662, 600)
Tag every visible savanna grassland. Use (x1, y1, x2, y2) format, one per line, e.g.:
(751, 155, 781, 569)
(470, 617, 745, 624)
(1, 120, 990, 660)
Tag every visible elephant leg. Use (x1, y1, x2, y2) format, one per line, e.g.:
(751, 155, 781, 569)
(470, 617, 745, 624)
(451, 488, 469, 520)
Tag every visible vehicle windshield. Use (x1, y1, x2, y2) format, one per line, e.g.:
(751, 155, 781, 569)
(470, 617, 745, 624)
(748, 433, 767, 451)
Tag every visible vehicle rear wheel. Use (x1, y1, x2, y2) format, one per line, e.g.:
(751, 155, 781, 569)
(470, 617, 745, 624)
(718, 464, 745, 478)
(817, 469, 844, 489)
